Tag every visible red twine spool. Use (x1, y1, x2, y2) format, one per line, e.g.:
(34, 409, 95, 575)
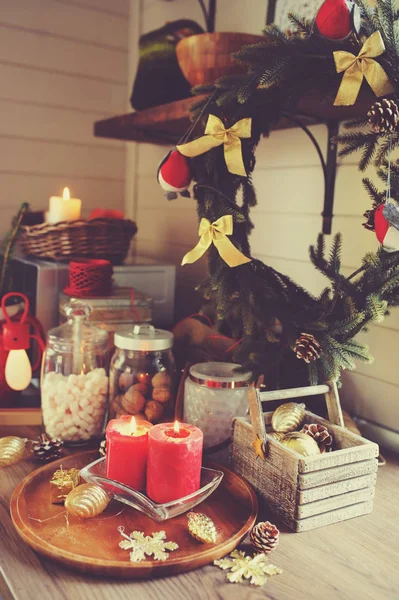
(64, 259, 113, 297)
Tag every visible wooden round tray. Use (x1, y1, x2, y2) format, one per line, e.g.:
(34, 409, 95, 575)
(10, 451, 258, 578)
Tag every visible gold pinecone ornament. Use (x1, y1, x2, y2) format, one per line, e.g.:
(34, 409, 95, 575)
(294, 333, 321, 363)
(301, 423, 333, 453)
(32, 434, 63, 462)
(187, 511, 217, 544)
(367, 98, 399, 133)
(99, 440, 106, 456)
(250, 521, 280, 555)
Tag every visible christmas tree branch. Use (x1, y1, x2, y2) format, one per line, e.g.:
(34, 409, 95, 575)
(0, 202, 29, 296)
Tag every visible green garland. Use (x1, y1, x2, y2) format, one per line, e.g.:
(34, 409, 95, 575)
(183, 0, 399, 387)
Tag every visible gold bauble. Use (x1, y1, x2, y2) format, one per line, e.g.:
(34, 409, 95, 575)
(271, 402, 306, 433)
(65, 483, 111, 518)
(0, 436, 26, 468)
(267, 431, 285, 442)
(280, 432, 321, 456)
(187, 511, 217, 544)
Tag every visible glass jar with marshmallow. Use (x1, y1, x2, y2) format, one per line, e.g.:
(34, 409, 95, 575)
(41, 302, 110, 444)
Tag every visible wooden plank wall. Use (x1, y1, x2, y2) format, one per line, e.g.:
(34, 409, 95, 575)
(0, 0, 129, 229)
(128, 0, 399, 447)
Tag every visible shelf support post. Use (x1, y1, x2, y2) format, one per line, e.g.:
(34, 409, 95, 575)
(322, 121, 339, 235)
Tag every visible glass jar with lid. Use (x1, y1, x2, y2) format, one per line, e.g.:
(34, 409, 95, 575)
(41, 302, 110, 444)
(184, 362, 252, 464)
(109, 324, 176, 424)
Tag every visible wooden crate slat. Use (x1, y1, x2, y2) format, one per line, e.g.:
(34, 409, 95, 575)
(298, 459, 378, 489)
(298, 473, 377, 504)
(296, 487, 375, 519)
(291, 500, 374, 533)
(298, 445, 379, 473)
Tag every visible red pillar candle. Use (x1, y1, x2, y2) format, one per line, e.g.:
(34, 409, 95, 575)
(146, 421, 203, 503)
(106, 415, 152, 491)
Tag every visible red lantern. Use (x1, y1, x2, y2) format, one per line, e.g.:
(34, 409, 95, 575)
(0, 293, 45, 391)
(315, 0, 360, 41)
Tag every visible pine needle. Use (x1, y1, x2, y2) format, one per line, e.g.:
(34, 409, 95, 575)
(0, 202, 29, 295)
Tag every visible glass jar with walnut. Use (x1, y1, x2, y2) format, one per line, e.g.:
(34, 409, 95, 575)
(109, 325, 176, 425)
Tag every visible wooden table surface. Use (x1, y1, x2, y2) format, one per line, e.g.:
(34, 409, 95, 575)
(1, 426, 399, 600)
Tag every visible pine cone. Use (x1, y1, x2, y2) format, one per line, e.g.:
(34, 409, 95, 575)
(362, 208, 376, 232)
(294, 333, 321, 363)
(250, 521, 280, 555)
(300, 423, 333, 453)
(32, 434, 63, 462)
(99, 440, 106, 456)
(367, 98, 399, 133)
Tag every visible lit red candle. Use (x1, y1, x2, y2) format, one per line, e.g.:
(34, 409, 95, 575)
(106, 415, 152, 491)
(146, 421, 203, 503)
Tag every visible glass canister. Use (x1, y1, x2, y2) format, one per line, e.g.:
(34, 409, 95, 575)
(184, 362, 252, 463)
(41, 303, 110, 443)
(109, 324, 175, 424)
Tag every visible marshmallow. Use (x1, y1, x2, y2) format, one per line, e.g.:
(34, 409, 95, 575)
(42, 367, 109, 443)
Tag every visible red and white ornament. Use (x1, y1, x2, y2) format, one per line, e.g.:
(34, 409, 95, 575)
(314, 0, 360, 41)
(374, 204, 399, 252)
(157, 149, 192, 200)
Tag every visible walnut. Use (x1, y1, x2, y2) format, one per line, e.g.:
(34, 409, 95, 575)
(134, 413, 153, 426)
(131, 382, 149, 397)
(151, 372, 172, 388)
(152, 386, 171, 404)
(119, 372, 134, 391)
(122, 388, 146, 415)
(110, 395, 122, 416)
(145, 400, 164, 423)
(115, 407, 130, 418)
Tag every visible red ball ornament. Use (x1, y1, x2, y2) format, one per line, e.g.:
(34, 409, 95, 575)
(374, 204, 389, 244)
(157, 149, 192, 200)
(315, 0, 359, 40)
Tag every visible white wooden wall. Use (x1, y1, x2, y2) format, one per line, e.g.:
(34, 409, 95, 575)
(0, 0, 129, 229)
(127, 0, 399, 448)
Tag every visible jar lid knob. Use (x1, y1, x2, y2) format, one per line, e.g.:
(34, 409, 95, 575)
(133, 324, 155, 336)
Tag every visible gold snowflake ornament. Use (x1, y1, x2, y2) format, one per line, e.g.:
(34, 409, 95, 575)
(214, 550, 282, 586)
(118, 526, 179, 562)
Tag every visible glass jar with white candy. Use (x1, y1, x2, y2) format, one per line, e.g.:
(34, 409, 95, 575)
(41, 302, 110, 443)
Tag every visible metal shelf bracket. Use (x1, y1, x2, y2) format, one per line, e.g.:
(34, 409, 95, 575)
(282, 114, 339, 235)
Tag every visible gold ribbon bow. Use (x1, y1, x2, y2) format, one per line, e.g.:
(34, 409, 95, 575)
(181, 215, 251, 268)
(177, 114, 252, 177)
(333, 31, 394, 106)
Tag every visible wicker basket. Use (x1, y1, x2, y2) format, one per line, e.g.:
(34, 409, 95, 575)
(19, 218, 137, 264)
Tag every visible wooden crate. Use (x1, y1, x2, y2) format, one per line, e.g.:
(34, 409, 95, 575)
(232, 410, 379, 532)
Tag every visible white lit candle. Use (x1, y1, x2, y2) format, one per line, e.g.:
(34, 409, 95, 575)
(46, 187, 82, 224)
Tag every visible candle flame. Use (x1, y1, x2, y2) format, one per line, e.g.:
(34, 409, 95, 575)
(63, 187, 71, 200)
(174, 420, 180, 434)
(129, 416, 137, 435)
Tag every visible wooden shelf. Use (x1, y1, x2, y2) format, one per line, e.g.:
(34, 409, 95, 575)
(94, 91, 373, 145)
(94, 96, 205, 145)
